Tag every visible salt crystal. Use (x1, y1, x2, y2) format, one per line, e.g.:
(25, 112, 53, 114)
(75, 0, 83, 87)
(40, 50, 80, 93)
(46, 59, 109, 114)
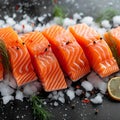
(75, 89, 82, 96)
(81, 81, 93, 91)
(34, 26, 41, 31)
(15, 90, 24, 101)
(54, 101, 59, 106)
(48, 93, 53, 99)
(53, 17, 63, 25)
(52, 91, 57, 95)
(20, 20, 28, 25)
(113, 15, 120, 27)
(16, 115, 20, 119)
(4, 15, 9, 20)
(4, 73, 17, 89)
(0, 20, 5, 27)
(66, 89, 75, 100)
(6, 17, 16, 26)
(0, 82, 14, 96)
(43, 101, 47, 105)
(2, 95, 14, 104)
(58, 91, 64, 97)
(81, 16, 94, 25)
(23, 24, 33, 33)
(90, 93, 103, 104)
(63, 18, 76, 27)
(65, 108, 68, 111)
(32, 81, 41, 91)
(73, 13, 81, 20)
(96, 28, 107, 36)
(52, 94, 59, 100)
(101, 20, 111, 29)
(87, 71, 107, 94)
(38, 16, 44, 22)
(23, 84, 35, 96)
(85, 92, 90, 98)
(14, 24, 23, 33)
(58, 96, 65, 103)
(97, 81, 107, 94)
(13, 13, 16, 18)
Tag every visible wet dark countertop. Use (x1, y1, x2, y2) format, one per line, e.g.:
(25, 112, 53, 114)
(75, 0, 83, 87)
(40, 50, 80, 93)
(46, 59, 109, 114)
(1, 96, 120, 120)
(0, 0, 120, 120)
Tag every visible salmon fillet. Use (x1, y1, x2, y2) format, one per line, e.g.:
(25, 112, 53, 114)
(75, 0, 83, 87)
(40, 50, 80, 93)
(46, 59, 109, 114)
(21, 31, 67, 91)
(42, 25, 90, 81)
(104, 26, 120, 66)
(0, 27, 37, 86)
(69, 23, 119, 77)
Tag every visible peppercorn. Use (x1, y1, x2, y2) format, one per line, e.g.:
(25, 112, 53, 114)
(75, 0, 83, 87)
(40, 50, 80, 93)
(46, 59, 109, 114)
(16, 46, 19, 50)
(71, 103, 75, 109)
(94, 109, 99, 115)
(66, 41, 70, 45)
(22, 42, 25, 45)
(93, 41, 96, 44)
(48, 44, 51, 47)
(44, 48, 48, 52)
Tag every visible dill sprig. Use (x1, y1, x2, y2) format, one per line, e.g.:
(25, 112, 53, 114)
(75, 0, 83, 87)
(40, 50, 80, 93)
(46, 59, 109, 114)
(95, 8, 119, 23)
(53, 5, 65, 18)
(31, 95, 52, 120)
(106, 32, 120, 66)
(0, 39, 11, 73)
(52, 0, 66, 25)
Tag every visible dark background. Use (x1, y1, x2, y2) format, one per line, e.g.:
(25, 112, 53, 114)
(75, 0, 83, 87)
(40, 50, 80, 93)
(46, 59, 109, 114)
(0, 0, 120, 120)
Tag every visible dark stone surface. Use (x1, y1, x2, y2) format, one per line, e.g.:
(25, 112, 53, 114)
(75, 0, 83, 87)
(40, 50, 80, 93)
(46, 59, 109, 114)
(0, 96, 120, 120)
(0, 0, 120, 120)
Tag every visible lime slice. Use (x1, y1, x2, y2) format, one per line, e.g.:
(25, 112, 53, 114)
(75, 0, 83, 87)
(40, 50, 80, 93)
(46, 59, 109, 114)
(108, 77, 120, 101)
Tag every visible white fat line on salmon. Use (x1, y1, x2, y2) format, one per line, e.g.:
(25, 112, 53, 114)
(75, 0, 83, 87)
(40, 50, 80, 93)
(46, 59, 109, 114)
(68, 45, 84, 69)
(18, 49, 30, 73)
(38, 57, 48, 68)
(0, 30, 10, 38)
(19, 48, 31, 71)
(73, 46, 85, 66)
(46, 63, 58, 89)
(64, 45, 74, 65)
(79, 24, 88, 35)
(91, 48, 102, 68)
(98, 42, 112, 58)
(83, 27, 90, 37)
(78, 25, 87, 36)
(50, 68, 62, 90)
(95, 45, 106, 60)
(10, 47, 24, 68)
(105, 60, 111, 67)
(99, 63, 107, 70)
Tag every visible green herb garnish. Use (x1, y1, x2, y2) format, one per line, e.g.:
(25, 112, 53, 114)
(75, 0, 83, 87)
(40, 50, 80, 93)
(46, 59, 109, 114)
(31, 95, 52, 120)
(0, 39, 11, 73)
(52, 0, 66, 25)
(53, 5, 65, 18)
(95, 8, 119, 23)
(106, 32, 120, 66)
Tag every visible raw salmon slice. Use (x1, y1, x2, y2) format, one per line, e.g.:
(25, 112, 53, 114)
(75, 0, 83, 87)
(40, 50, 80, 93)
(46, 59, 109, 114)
(42, 25, 90, 81)
(69, 23, 101, 48)
(104, 26, 120, 66)
(69, 24, 119, 77)
(21, 31, 67, 91)
(0, 27, 37, 86)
